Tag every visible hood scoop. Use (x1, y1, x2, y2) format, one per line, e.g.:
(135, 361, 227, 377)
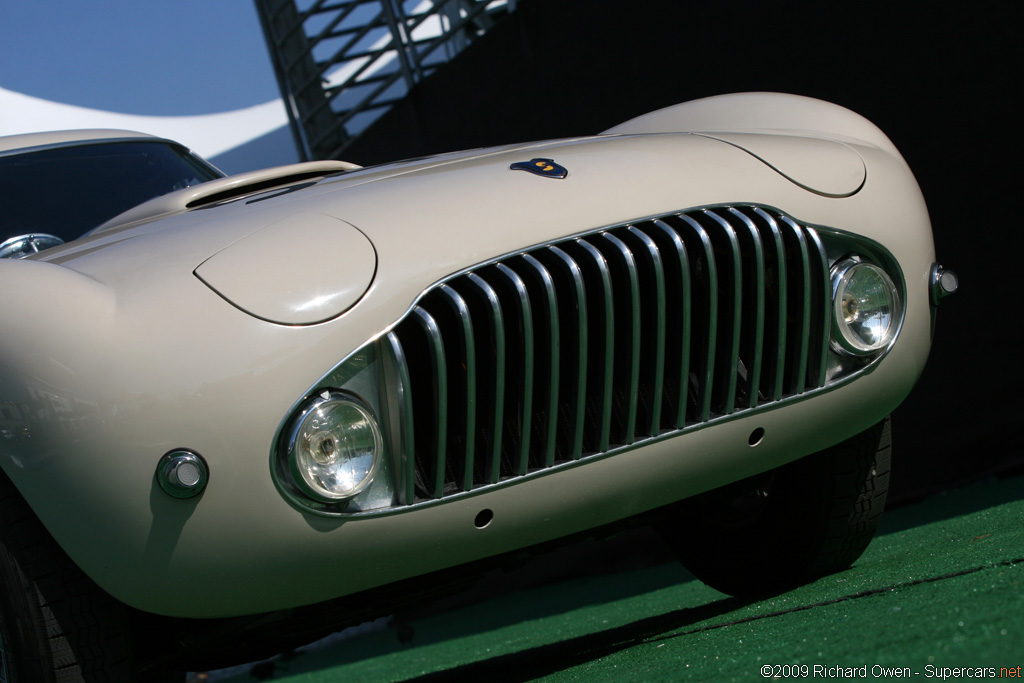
(195, 213, 376, 325)
(90, 160, 360, 235)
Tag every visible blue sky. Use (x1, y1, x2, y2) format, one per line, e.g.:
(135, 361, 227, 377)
(1, 1, 281, 116)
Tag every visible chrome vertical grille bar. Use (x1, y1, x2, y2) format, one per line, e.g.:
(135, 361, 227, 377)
(546, 246, 588, 462)
(437, 285, 476, 492)
(384, 331, 416, 505)
(495, 263, 535, 477)
(379, 205, 842, 505)
(599, 232, 642, 445)
(779, 215, 812, 394)
(752, 207, 788, 403)
(806, 228, 831, 388)
(412, 307, 447, 499)
(729, 207, 766, 410)
(520, 254, 560, 468)
(650, 219, 691, 430)
(675, 214, 718, 423)
(466, 273, 506, 484)
(572, 239, 615, 454)
(704, 210, 743, 415)
(625, 226, 667, 438)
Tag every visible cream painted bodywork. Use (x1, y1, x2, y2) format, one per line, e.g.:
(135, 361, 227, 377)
(89, 159, 359, 235)
(0, 128, 161, 154)
(0, 94, 935, 618)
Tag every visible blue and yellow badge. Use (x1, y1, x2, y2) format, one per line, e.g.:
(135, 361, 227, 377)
(510, 158, 568, 179)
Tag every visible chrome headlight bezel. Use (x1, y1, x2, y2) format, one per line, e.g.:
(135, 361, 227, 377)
(829, 257, 903, 357)
(272, 345, 399, 514)
(281, 389, 384, 504)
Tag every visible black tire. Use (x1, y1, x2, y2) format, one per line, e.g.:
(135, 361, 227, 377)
(0, 470, 175, 682)
(658, 417, 892, 597)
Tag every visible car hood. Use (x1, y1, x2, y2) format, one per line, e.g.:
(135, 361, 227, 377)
(29, 130, 870, 327)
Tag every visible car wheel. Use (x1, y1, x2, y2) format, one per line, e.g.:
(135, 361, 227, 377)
(658, 417, 891, 597)
(0, 470, 171, 682)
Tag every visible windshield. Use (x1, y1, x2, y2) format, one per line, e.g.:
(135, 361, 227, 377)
(0, 139, 222, 246)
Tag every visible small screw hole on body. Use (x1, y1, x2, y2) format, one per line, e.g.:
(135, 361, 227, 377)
(748, 428, 765, 447)
(474, 509, 494, 529)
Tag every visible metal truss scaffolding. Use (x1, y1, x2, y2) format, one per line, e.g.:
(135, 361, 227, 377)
(255, 0, 516, 161)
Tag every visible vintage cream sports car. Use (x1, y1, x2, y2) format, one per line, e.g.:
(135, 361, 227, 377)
(0, 93, 956, 680)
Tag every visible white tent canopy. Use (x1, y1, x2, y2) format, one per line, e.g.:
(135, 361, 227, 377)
(0, 85, 288, 160)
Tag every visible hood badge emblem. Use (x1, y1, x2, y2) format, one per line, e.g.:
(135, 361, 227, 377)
(510, 158, 568, 179)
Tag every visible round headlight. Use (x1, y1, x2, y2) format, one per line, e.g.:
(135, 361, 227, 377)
(288, 391, 382, 501)
(831, 259, 902, 356)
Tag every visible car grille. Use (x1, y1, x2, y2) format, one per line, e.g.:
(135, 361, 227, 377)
(383, 205, 831, 504)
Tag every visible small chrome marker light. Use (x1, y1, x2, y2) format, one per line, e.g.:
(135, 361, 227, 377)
(156, 450, 209, 499)
(286, 390, 383, 501)
(931, 264, 959, 305)
(831, 258, 903, 356)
